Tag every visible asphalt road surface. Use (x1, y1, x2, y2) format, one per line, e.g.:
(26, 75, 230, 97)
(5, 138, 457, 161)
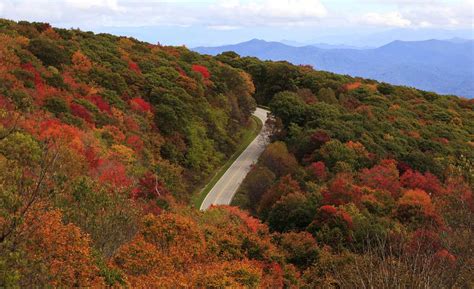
(200, 107, 270, 211)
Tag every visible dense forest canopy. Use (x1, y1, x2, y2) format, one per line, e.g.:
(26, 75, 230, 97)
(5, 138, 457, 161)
(0, 19, 472, 288)
(223, 52, 474, 287)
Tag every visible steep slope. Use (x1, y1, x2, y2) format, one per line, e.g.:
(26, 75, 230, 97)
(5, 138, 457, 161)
(0, 19, 291, 288)
(194, 39, 474, 98)
(218, 52, 474, 288)
(1, 19, 473, 288)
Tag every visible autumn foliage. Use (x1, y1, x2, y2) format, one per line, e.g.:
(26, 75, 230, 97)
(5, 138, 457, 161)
(129, 97, 152, 113)
(20, 210, 103, 287)
(192, 64, 210, 78)
(0, 20, 261, 287)
(1, 19, 472, 288)
(227, 37, 473, 287)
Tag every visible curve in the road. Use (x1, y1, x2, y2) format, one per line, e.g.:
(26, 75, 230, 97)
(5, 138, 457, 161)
(200, 107, 270, 211)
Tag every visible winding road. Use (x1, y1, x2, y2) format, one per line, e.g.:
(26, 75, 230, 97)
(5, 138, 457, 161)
(200, 107, 270, 211)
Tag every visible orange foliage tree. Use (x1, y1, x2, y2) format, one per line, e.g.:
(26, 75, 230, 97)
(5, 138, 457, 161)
(20, 210, 103, 287)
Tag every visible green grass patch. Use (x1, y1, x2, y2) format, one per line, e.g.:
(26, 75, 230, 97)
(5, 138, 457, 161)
(191, 115, 263, 209)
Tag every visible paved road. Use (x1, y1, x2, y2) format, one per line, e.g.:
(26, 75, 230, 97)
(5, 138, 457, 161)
(200, 107, 270, 211)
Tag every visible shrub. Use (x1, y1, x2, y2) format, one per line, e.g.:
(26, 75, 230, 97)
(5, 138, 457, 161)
(44, 97, 69, 115)
(27, 37, 70, 67)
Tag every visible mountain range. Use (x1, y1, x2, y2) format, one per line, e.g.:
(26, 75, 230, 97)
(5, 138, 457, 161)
(194, 38, 474, 98)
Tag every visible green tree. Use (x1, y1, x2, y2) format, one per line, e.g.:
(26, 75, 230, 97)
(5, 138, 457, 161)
(27, 37, 70, 67)
(268, 192, 318, 232)
(317, 87, 338, 104)
(269, 91, 306, 127)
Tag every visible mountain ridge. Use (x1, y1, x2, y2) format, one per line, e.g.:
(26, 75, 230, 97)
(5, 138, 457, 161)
(194, 38, 474, 98)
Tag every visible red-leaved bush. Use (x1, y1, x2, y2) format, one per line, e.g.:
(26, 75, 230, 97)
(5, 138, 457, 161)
(309, 161, 327, 181)
(97, 161, 132, 190)
(35, 118, 84, 152)
(126, 135, 144, 152)
(323, 174, 361, 206)
(88, 95, 110, 113)
(359, 159, 401, 196)
(132, 172, 168, 200)
(319, 205, 338, 216)
(222, 206, 266, 233)
(129, 98, 152, 113)
(128, 61, 141, 74)
(314, 205, 353, 229)
(70, 103, 93, 123)
(192, 64, 210, 79)
(400, 169, 444, 196)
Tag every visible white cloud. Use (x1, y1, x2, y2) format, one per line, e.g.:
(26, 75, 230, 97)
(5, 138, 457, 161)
(400, 0, 473, 28)
(211, 0, 327, 26)
(208, 25, 241, 30)
(0, 0, 470, 30)
(228, 0, 327, 18)
(419, 21, 432, 27)
(352, 0, 473, 28)
(65, 0, 121, 10)
(359, 11, 411, 27)
(0, 0, 327, 27)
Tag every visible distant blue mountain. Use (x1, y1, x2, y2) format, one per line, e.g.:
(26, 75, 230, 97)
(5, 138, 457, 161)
(280, 40, 370, 49)
(194, 39, 474, 98)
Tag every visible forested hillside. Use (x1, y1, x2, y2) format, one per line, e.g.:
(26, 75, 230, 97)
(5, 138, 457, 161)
(0, 20, 472, 288)
(220, 52, 474, 287)
(0, 19, 289, 287)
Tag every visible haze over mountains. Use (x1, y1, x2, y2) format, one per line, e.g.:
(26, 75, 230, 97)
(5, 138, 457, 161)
(195, 38, 474, 98)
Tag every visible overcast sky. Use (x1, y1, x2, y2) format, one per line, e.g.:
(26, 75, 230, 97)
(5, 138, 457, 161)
(0, 0, 473, 46)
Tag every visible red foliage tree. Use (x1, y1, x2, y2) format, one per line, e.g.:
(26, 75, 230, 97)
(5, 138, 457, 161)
(70, 103, 93, 123)
(132, 172, 168, 200)
(445, 176, 473, 209)
(88, 95, 110, 113)
(97, 160, 132, 190)
(126, 135, 144, 152)
(128, 60, 141, 74)
(359, 159, 401, 196)
(223, 206, 266, 233)
(192, 64, 210, 79)
(129, 98, 152, 113)
(36, 118, 84, 152)
(310, 205, 353, 232)
(323, 174, 361, 206)
(400, 169, 444, 196)
(319, 204, 338, 215)
(309, 161, 328, 181)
